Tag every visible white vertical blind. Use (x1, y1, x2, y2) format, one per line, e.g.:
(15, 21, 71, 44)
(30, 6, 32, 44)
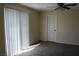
(4, 8, 29, 56)
(20, 12, 29, 50)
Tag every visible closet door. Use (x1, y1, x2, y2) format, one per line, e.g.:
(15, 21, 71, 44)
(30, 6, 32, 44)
(48, 15, 57, 42)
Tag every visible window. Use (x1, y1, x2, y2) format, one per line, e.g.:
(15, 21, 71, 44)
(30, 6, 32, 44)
(4, 8, 29, 56)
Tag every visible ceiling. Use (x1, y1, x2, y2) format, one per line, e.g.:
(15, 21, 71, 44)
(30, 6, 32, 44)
(21, 3, 79, 11)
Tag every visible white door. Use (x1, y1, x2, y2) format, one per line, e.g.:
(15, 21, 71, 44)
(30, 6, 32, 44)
(48, 15, 57, 42)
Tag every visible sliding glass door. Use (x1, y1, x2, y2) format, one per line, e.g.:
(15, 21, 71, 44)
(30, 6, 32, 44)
(20, 12, 29, 50)
(4, 8, 29, 56)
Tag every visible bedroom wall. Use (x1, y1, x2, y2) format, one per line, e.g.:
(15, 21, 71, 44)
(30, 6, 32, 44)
(0, 4, 6, 55)
(40, 9, 79, 45)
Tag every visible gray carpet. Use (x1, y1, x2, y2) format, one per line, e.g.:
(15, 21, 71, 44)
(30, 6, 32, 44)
(16, 41, 79, 56)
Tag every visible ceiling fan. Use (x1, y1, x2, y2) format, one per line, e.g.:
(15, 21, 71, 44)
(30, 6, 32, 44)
(54, 3, 77, 10)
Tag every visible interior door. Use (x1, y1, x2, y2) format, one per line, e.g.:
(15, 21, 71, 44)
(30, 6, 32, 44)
(48, 15, 57, 42)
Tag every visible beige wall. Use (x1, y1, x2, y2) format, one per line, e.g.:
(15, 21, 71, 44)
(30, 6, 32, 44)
(0, 3, 40, 55)
(29, 11, 40, 44)
(40, 9, 79, 45)
(0, 4, 6, 55)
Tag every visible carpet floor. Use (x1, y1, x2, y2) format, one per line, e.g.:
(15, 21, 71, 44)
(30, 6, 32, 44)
(16, 41, 79, 56)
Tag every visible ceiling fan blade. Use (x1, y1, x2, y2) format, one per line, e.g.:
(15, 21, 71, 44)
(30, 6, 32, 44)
(63, 6, 70, 10)
(58, 3, 64, 6)
(64, 4, 77, 6)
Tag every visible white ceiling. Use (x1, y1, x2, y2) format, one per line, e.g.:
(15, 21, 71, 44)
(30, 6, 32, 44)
(21, 3, 79, 11)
